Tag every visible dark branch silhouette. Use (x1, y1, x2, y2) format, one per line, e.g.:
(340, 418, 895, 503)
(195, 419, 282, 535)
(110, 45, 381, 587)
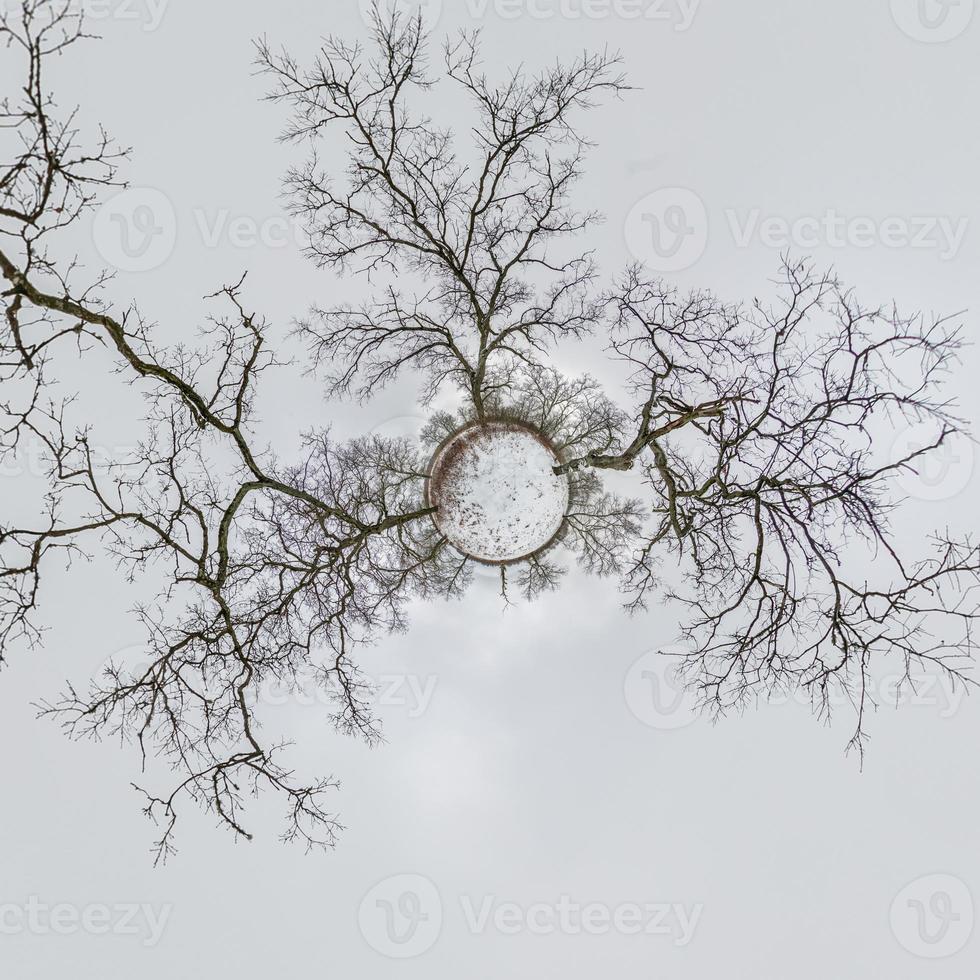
(258, 11, 627, 413)
(602, 262, 977, 757)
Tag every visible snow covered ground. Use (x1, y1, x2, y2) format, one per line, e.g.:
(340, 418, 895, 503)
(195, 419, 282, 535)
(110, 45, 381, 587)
(428, 422, 570, 563)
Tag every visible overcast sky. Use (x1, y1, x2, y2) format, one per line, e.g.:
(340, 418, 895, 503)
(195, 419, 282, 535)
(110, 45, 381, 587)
(1, 1, 979, 977)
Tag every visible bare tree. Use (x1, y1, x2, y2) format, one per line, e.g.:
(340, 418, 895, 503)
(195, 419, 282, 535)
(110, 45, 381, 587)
(258, 12, 627, 413)
(2, 1, 978, 861)
(586, 261, 978, 757)
(0, 2, 460, 859)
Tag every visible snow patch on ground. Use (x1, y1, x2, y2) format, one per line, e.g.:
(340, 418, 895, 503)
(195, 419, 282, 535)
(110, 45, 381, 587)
(429, 422, 570, 563)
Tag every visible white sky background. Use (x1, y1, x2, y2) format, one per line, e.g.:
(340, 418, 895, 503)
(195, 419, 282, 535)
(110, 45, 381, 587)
(1, 1, 979, 977)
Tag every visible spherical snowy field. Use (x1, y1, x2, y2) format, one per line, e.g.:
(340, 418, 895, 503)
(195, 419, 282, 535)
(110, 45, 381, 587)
(427, 421, 570, 564)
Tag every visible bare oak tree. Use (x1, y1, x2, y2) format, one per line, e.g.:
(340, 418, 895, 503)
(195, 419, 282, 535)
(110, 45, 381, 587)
(599, 262, 978, 756)
(1, 2, 460, 859)
(258, 13, 627, 412)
